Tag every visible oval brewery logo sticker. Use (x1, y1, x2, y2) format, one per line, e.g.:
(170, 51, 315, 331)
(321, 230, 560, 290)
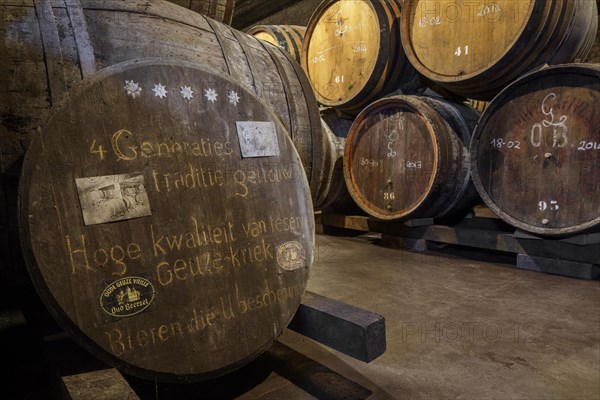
(100, 277, 155, 318)
(276, 241, 305, 271)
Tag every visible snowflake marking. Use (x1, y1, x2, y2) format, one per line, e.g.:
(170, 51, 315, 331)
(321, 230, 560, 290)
(205, 88, 218, 103)
(227, 90, 240, 106)
(152, 83, 168, 99)
(124, 80, 142, 98)
(180, 86, 194, 100)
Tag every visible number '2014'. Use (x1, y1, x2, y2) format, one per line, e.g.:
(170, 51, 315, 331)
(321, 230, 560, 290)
(577, 141, 600, 151)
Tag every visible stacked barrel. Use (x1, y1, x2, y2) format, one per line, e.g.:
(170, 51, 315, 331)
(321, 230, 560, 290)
(291, 0, 599, 234)
(470, 64, 600, 236)
(247, 25, 306, 64)
(300, 0, 419, 114)
(343, 95, 480, 221)
(2, 0, 320, 382)
(400, 0, 597, 99)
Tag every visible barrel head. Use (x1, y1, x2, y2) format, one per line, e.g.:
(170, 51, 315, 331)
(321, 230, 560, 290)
(402, 0, 532, 80)
(19, 60, 314, 382)
(303, 0, 381, 105)
(344, 97, 439, 219)
(401, 0, 598, 99)
(471, 64, 600, 236)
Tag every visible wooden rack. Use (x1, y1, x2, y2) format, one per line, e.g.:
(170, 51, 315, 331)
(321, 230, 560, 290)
(316, 208, 600, 280)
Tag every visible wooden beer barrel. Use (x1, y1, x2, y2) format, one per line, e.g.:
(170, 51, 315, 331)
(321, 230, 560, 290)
(247, 25, 306, 64)
(301, 0, 418, 114)
(314, 111, 356, 211)
(401, 0, 598, 100)
(19, 60, 314, 382)
(0, 0, 321, 287)
(470, 63, 600, 236)
(344, 95, 480, 221)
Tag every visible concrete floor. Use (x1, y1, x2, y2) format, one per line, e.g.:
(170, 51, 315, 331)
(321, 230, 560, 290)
(241, 233, 600, 400)
(2, 233, 599, 399)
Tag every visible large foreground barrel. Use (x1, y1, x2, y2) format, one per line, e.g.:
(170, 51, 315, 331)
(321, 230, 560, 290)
(247, 25, 306, 64)
(0, 0, 321, 286)
(401, 0, 598, 100)
(344, 95, 480, 220)
(19, 60, 314, 382)
(471, 63, 600, 236)
(301, 0, 418, 113)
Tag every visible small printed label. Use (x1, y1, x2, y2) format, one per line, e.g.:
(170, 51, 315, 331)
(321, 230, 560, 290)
(276, 241, 305, 271)
(236, 121, 280, 158)
(75, 173, 151, 226)
(100, 276, 155, 318)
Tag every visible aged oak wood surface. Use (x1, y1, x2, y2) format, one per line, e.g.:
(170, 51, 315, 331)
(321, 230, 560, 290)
(167, 0, 236, 25)
(470, 63, 600, 236)
(0, 0, 321, 287)
(232, 0, 303, 29)
(19, 60, 314, 382)
(314, 110, 357, 211)
(62, 368, 140, 400)
(247, 25, 306, 64)
(301, 0, 417, 113)
(401, 0, 598, 100)
(344, 95, 480, 221)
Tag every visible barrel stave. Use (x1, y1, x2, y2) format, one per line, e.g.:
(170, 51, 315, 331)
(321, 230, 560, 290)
(314, 111, 356, 211)
(247, 25, 306, 63)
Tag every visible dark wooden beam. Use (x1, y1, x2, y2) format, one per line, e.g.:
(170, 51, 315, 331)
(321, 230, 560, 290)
(288, 291, 387, 363)
(265, 342, 373, 400)
(232, 0, 303, 29)
(166, 0, 236, 24)
(61, 369, 140, 400)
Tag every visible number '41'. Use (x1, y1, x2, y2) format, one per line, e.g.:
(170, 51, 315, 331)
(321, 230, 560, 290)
(454, 45, 469, 56)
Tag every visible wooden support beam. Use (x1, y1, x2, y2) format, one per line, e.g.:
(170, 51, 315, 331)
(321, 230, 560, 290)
(232, 0, 303, 29)
(318, 214, 600, 266)
(61, 369, 140, 400)
(516, 254, 600, 280)
(288, 291, 386, 363)
(265, 341, 373, 400)
(166, 0, 236, 25)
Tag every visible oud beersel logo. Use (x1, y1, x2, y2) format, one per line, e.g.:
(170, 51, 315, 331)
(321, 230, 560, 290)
(100, 276, 155, 318)
(276, 241, 306, 271)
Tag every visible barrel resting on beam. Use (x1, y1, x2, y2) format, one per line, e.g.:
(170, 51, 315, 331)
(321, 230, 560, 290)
(53, 291, 385, 398)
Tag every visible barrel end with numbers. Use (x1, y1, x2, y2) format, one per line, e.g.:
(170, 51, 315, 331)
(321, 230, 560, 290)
(471, 63, 600, 236)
